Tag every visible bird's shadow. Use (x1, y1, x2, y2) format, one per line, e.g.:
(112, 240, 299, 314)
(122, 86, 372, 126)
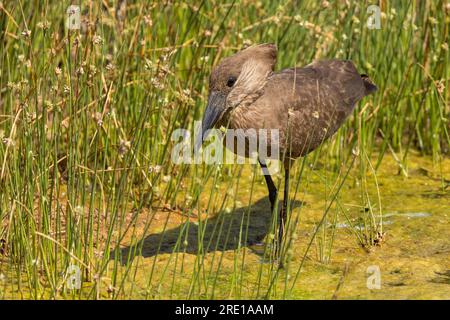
(116, 197, 303, 265)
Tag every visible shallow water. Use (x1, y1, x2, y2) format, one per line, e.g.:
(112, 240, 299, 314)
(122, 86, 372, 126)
(112, 153, 449, 299)
(0, 152, 449, 299)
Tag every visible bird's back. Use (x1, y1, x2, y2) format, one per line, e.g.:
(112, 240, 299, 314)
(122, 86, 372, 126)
(229, 59, 376, 160)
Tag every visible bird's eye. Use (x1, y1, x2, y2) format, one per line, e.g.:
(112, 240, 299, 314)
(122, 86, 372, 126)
(226, 76, 236, 87)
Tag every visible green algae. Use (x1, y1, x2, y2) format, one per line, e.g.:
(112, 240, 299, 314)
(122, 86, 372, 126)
(0, 152, 448, 299)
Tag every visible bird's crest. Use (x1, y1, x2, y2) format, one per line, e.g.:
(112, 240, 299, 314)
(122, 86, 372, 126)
(210, 43, 278, 109)
(228, 58, 273, 108)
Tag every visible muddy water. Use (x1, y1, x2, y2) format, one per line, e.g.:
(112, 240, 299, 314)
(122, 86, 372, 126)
(1, 152, 449, 299)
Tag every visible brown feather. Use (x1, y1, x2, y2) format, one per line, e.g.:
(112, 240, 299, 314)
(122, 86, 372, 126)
(206, 45, 377, 162)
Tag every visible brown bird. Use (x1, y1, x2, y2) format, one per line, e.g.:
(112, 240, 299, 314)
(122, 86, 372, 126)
(198, 43, 377, 258)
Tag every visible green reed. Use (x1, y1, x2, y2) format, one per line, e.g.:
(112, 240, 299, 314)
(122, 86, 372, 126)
(0, 0, 448, 299)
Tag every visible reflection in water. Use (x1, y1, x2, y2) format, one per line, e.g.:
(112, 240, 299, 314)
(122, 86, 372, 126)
(334, 212, 432, 230)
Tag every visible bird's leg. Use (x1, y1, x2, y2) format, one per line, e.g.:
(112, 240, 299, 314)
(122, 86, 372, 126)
(258, 160, 278, 212)
(258, 160, 278, 253)
(278, 167, 289, 261)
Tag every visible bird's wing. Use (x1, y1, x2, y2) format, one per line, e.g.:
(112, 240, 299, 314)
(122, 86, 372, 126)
(257, 60, 368, 156)
(272, 59, 367, 109)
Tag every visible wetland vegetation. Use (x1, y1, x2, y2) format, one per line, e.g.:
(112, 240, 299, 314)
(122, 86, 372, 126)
(0, 0, 449, 299)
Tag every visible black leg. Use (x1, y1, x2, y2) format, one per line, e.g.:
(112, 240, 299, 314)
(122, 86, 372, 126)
(259, 160, 288, 263)
(258, 160, 279, 252)
(258, 160, 277, 212)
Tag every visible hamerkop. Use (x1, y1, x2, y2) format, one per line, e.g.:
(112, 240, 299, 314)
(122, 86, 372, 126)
(198, 43, 377, 257)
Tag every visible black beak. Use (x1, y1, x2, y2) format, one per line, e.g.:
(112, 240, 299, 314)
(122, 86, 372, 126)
(195, 91, 227, 151)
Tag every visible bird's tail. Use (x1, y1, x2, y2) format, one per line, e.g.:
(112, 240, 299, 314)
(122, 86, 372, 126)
(360, 74, 377, 95)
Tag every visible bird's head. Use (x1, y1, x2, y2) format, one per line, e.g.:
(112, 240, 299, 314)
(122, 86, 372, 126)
(198, 43, 277, 147)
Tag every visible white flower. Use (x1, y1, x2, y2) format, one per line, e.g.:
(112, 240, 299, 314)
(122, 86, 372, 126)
(148, 165, 162, 173)
(92, 35, 103, 45)
(21, 29, 31, 37)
